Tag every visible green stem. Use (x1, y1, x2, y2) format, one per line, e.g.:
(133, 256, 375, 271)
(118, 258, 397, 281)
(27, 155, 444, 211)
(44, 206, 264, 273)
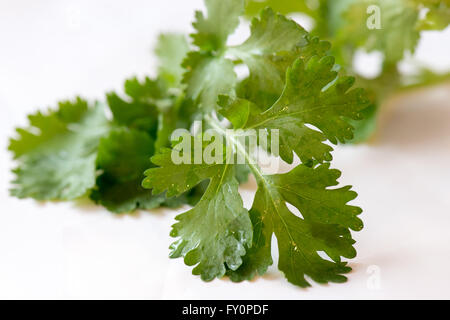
(204, 114, 266, 182)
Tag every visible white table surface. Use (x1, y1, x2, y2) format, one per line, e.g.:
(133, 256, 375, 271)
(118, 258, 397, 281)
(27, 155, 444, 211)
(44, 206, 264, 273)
(1, 0, 450, 299)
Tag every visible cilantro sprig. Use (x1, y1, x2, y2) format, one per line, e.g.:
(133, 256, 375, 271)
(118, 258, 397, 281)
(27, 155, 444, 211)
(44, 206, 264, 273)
(142, 2, 369, 286)
(9, 0, 372, 287)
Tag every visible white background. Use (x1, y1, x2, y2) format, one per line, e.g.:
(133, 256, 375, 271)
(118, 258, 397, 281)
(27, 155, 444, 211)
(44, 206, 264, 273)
(0, 0, 450, 299)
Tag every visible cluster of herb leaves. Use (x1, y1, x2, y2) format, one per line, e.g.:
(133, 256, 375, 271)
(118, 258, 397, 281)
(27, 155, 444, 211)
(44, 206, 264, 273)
(9, 0, 374, 287)
(246, 0, 450, 142)
(9, 35, 194, 213)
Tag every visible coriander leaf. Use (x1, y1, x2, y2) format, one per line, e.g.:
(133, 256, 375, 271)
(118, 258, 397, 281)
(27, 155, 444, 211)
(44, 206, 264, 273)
(154, 95, 195, 151)
(91, 176, 167, 214)
(143, 141, 252, 281)
(107, 77, 162, 134)
(155, 109, 179, 152)
(220, 57, 369, 164)
(244, 0, 346, 40)
(143, 140, 223, 197)
(124, 76, 169, 102)
(90, 128, 165, 213)
(101, 77, 197, 212)
(9, 98, 109, 200)
(155, 33, 190, 87)
(259, 57, 367, 145)
(228, 163, 361, 287)
(338, 0, 420, 63)
(170, 166, 252, 281)
(98, 77, 194, 211)
(218, 95, 263, 129)
(229, 8, 330, 107)
(204, 108, 364, 286)
(192, 0, 245, 51)
(96, 129, 155, 182)
(107, 76, 189, 151)
(10, 98, 90, 158)
(182, 180, 210, 207)
(182, 52, 237, 112)
(182, 0, 246, 111)
(245, 0, 314, 17)
(185, 7, 331, 113)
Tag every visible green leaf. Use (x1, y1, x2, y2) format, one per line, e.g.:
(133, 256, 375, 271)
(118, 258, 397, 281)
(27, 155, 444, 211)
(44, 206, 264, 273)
(220, 56, 370, 164)
(229, 8, 330, 107)
(338, 0, 420, 63)
(184, 7, 332, 113)
(8, 77, 189, 212)
(182, 52, 237, 111)
(107, 77, 162, 134)
(96, 77, 194, 211)
(107, 76, 189, 151)
(97, 129, 155, 182)
(218, 95, 262, 129)
(154, 96, 194, 151)
(170, 166, 252, 281)
(9, 98, 109, 200)
(182, 0, 248, 112)
(155, 33, 190, 87)
(91, 176, 167, 214)
(90, 128, 164, 213)
(143, 139, 224, 197)
(228, 163, 362, 287)
(96, 77, 196, 212)
(245, 0, 314, 17)
(192, 0, 245, 51)
(143, 142, 252, 281)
